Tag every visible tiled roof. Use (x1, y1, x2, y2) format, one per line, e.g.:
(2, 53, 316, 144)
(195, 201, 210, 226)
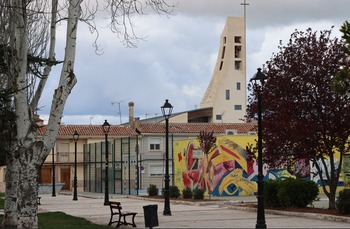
(38, 122, 257, 137)
(39, 125, 135, 137)
(137, 123, 257, 134)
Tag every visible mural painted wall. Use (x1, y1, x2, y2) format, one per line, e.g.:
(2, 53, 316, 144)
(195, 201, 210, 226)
(343, 154, 350, 189)
(174, 136, 313, 197)
(174, 136, 261, 197)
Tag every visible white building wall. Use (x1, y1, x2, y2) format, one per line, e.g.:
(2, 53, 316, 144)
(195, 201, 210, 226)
(200, 17, 246, 123)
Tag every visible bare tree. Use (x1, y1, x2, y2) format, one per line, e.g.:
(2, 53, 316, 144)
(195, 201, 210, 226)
(197, 131, 216, 199)
(1, 1, 175, 228)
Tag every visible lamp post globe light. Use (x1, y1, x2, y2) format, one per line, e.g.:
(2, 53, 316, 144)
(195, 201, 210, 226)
(102, 120, 111, 206)
(161, 99, 173, 216)
(73, 130, 79, 201)
(250, 68, 267, 229)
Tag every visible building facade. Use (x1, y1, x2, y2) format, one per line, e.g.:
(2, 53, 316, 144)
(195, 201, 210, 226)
(200, 17, 247, 123)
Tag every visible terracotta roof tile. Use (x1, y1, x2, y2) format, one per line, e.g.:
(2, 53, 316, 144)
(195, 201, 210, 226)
(39, 125, 135, 137)
(38, 123, 257, 137)
(137, 123, 257, 134)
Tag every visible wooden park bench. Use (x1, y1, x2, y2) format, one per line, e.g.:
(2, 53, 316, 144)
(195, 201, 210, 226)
(108, 201, 137, 228)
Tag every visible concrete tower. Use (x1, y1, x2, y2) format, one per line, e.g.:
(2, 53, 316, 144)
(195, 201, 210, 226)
(200, 17, 246, 123)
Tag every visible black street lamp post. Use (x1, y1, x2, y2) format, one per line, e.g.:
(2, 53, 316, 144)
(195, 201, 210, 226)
(73, 130, 79, 201)
(250, 68, 267, 229)
(161, 99, 173, 216)
(102, 120, 111, 206)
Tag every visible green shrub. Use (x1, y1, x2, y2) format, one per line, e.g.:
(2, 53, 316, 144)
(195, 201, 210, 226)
(277, 178, 318, 208)
(169, 185, 181, 198)
(336, 189, 350, 213)
(182, 187, 193, 199)
(299, 179, 319, 207)
(161, 185, 181, 198)
(193, 188, 204, 200)
(264, 180, 281, 208)
(147, 184, 159, 196)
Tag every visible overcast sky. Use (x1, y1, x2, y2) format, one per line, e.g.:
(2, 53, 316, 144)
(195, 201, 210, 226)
(39, 0, 350, 125)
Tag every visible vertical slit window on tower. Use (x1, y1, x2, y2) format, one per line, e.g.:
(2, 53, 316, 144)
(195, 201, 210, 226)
(236, 82, 241, 90)
(234, 36, 241, 43)
(235, 61, 241, 70)
(219, 61, 223, 70)
(235, 46, 241, 58)
(222, 46, 226, 59)
(223, 36, 227, 44)
(226, 89, 230, 100)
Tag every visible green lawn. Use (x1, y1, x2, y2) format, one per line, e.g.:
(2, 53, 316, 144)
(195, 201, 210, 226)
(0, 192, 4, 209)
(38, 212, 112, 229)
(0, 212, 112, 229)
(0, 193, 111, 228)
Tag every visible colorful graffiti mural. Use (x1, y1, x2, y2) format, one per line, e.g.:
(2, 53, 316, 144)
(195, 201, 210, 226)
(174, 135, 345, 197)
(342, 154, 350, 189)
(174, 136, 262, 197)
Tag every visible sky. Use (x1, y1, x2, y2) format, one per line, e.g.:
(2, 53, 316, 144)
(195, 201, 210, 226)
(39, 0, 350, 125)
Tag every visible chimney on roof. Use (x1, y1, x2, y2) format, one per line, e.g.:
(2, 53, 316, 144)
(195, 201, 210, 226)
(34, 114, 44, 126)
(129, 101, 135, 129)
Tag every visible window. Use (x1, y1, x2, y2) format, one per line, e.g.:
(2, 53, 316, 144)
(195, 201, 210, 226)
(216, 114, 222, 120)
(221, 46, 226, 59)
(59, 152, 69, 162)
(58, 143, 69, 162)
(234, 105, 242, 110)
(234, 36, 241, 43)
(235, 61, 241, 70)
(122, 154, 137, 166)
(149, 164, 163, 176)
(236, 82, 241, 90)
(225, 90, 230, 100)
(149, 164, 173, 176)
(235, 46, 241, 58)
(219, 61, 223, 70)
(149, 138, 160, 151)
(223, 36, 227, 44)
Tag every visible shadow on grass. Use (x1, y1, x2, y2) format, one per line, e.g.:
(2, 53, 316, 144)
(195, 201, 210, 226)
(0, 212, 111, 229)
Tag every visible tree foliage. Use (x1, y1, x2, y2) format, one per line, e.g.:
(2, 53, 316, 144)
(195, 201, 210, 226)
(197, 131, 216, 155)
(332, 21, 350, 95)
(197, 131, 216, 199)
(247, 27, 350, 209)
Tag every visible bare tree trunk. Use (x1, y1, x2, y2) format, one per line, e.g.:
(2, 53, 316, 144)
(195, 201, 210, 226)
(2, 159, 19, 227)
(314, 155, 340, 209)
(1, 0, 173, 227)
(17, 149, 40, 228)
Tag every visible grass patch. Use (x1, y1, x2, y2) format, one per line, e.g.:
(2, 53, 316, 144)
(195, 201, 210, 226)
(0, 193, 110, 228)
(0, 192, 4, 209)
(0, 212, 111, 229)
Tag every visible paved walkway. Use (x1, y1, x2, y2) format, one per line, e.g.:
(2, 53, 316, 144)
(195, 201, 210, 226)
(38, 193, 350, 228)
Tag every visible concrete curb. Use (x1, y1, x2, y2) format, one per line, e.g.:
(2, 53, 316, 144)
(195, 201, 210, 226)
(126, 195, 350, 224)
(227, 205, 350, 223)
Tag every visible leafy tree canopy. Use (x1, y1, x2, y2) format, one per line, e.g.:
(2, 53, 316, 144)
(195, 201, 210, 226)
(332, 21, 350, 95)
(247, 27, 350, 208)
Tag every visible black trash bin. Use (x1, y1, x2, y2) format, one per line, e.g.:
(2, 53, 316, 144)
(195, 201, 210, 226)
(143, 204, 159, 228)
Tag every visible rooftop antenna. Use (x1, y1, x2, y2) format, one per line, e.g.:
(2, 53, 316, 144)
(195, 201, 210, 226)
(111, 99, 128, 125)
